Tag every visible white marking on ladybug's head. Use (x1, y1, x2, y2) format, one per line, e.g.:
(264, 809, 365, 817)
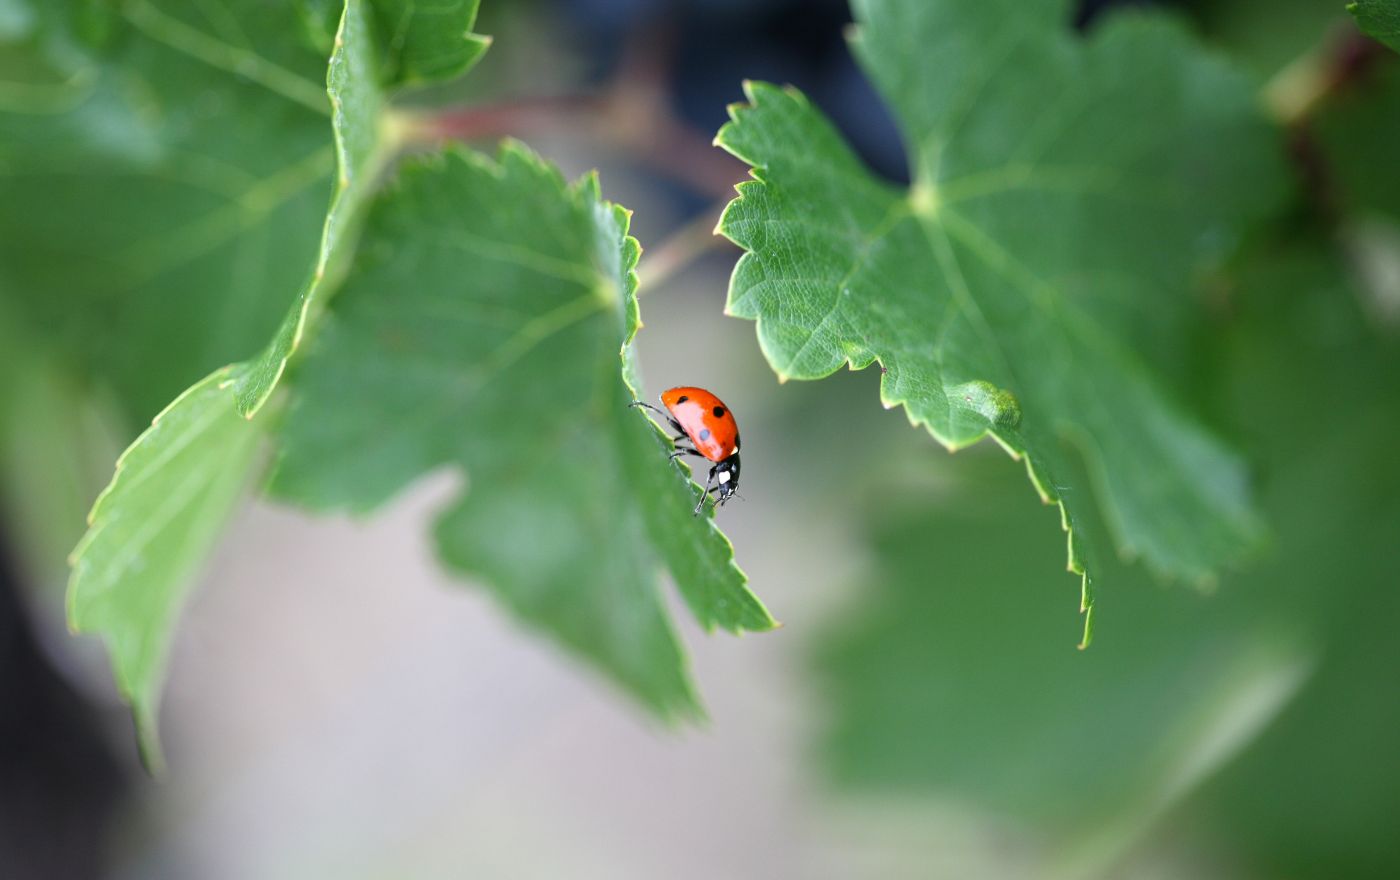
(719, 471, 732, 483)
(730, 447, 738, 456)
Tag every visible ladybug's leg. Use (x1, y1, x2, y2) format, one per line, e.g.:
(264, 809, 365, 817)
(693, 467, 717, 515)
(628, 401, 687, 437)
(669, 447, 705, 461)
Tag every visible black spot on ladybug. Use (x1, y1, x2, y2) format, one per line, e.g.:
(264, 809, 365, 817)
(698, 428, 712, 442)
(677, 395, 689, 404)
(713, 406, 725, 418)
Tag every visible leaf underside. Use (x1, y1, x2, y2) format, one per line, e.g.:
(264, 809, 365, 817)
(717, 0, 1285, 641)
(818, 242, 1400, 877)
(40, 0, 489, 757)
(1350, 0, 1400, 53)
(67, 367, 263, 767)
(271, 144, 773, 716)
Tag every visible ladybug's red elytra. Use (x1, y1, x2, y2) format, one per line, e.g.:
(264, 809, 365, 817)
(630, 386, 741, 514)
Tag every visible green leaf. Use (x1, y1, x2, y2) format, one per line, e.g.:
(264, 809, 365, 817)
(0, 297, 121, 588)
(1193, 0, 1349, 80)
(232, 0, 496, 416)
(230, 0, 392, 417)
(67, 366, 264, 768)
(820, 454, 1313, 868)
(1313, 62, 1400, 323)
(1350, 0, 1400, 52)
(272, 144, 774, 716)
(815, 243, 1400, 877)
(368, 0, 491, 86)
(48, 0, 445, 757)
(1316, 64, 1400, 217)
(0, 0, 335, 420)
(717, 0, 1285, 640)
(0, 0, 483, 420)
(294, 0, 491, 86)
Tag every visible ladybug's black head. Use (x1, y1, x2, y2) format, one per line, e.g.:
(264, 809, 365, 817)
(712, 453, 740, 505)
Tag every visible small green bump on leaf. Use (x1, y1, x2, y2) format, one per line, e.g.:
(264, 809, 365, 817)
(950, 380, 1021, 428)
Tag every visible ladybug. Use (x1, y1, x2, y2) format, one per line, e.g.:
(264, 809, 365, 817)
(631, 386, 741, 514)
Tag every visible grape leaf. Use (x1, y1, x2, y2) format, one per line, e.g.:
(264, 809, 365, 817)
(0, 0, 335, 420)
(1313, 62, 1400, 323)
(1350, 0, 1400, 52)
(1316, 64, 1400, 217)
(67, 367, 264, 767)
(817, 243, 1400, 876)
(51, 0, 405, 757)
(271, 144, 775, 715)
(229, 0, 390, 416)
(716, 0, 1285, 641)
(295, 0, 491, 86)
(368, 0, 491, 86)
(232, 0, 493, 416)
(0, 0, 481, 421)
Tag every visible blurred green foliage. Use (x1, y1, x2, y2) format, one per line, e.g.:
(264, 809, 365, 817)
(1, 0, 1399, 874)
(3, 0, 766, 758)
(718, 0, 1288, 646)
(810, 2, 1400, 875)
(271, 146, 773, 716)
(818, 243, 1400, 876)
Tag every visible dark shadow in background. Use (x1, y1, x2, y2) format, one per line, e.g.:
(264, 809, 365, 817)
(0, 532, 127, 880)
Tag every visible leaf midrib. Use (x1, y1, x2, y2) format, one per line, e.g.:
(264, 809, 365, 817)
(123, 0, 330, 115)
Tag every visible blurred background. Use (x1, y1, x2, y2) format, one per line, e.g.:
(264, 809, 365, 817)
(4, 0, 1400, 877)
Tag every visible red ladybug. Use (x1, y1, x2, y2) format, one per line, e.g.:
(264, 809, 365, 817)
(631, 386, 741, 514)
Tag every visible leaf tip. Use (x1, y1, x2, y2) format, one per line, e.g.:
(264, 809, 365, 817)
(1077, 597, 1095, 650)
(135, 704, 167, 777)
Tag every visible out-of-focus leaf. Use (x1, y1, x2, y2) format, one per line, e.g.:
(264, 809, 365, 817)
(0, 357, 120, 588)
(816, 244, 1400, 876)
(1193, 0, 1346, 80)
(55, 0, 456, 756)
(717, 0, 1285, 642)
(67, 366, 264, 768)
(231, 0, 497, 416)
(1186, 249, 1400, 880)
(230, 0, 391, 417)
(272, 144, 774, 716)
(0, 0, 490, 424)
(296, 0, 491, 86)
(1350, 0, 1400, 52)
(1314, 64, 1400, 322)
(0, 0, 334, 420)
(369, 0, 491, 86)
(1317, 64, 1400, 216)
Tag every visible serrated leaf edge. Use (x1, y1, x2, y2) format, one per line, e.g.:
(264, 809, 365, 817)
(716, 79, 1091, 646)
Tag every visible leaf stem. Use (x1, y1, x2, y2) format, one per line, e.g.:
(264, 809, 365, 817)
(635, 204, 735, 295)
(1263, 24, 1386, 125)
(393, 21, 745, 200)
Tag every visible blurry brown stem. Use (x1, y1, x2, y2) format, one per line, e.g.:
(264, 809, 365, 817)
(397, 19, 747, 201)
(636, 204, 735, 295)
(408, 94, 606, 142)
(398, 90, 746, 201)
(1264, 25, 1386, 126)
